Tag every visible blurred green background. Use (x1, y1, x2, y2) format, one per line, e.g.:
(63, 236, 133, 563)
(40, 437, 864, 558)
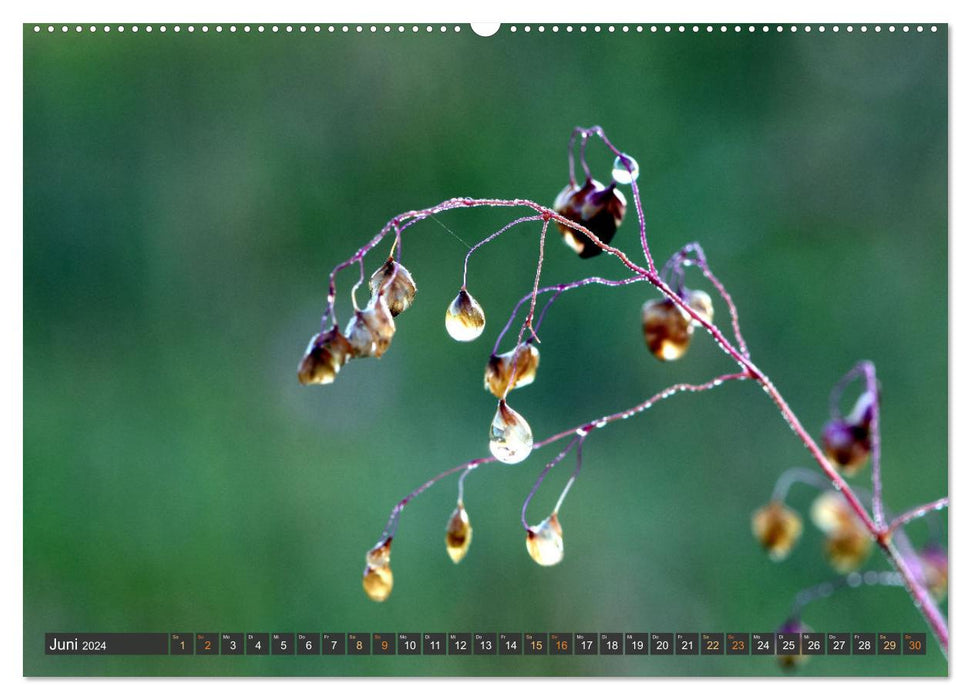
(23, 24, 947, 676)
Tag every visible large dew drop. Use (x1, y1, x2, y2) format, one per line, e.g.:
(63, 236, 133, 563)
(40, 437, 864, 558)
(445, 288, 486, 341)
(526, 513, 564, 566)
(611, 153, 640, 184)
(488, 401, 533, 464)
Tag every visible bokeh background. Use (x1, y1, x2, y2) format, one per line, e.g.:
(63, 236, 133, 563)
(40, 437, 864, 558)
(23, 23, 947, 676)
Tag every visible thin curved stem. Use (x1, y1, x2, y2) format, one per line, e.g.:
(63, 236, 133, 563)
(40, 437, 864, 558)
(887, 498, 949, 536)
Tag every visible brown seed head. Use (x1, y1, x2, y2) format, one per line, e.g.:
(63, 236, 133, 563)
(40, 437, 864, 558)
(369, 258, 417, 317)
(553, 178, 627, 258)
(484, 343, 540, 398)
(751, 501, 803, 561)
(824, 526, 873, 573)
(444, 503, 473, 564)
(345, 294, 396, 358)
(641, 298, 693, 361)
(297, 327, 354, 385)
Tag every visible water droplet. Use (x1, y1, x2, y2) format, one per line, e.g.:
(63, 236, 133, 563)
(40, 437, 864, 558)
(526, 513, 564, 566)
(488, 401, 533, 464)
(362, 539, 393, 602)
(445, 503, 473, 563)
(445, 288, 486, 341)
(611, 153, 640, 184)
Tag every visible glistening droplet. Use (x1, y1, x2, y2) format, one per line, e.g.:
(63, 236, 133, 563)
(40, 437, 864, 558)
(526, 513, 564, 566)
(611, 153, 640, 184)
(445, 288, 486, 341)
(488, 400, 533, 464)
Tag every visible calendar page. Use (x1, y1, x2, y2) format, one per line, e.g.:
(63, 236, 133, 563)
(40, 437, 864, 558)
(22, 20, 948, 678)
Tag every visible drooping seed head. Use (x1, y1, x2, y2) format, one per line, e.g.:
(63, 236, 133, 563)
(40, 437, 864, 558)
(484, 343, 540, 398)
(362, 538, 393, 602)
(369, 257, 417, 317)
(821, 419, 871, 475)
(553, 177, 627, 258)
(810, 492, 872, 572)
(297, 326, 354, 385)
(810, 491, 855, 533)
(345, 293, 396, 358)
(445, 288, 486, 341)
(686, 288, 715, 325)
(488, 400, 533, 464)
(526, 512, 564, 566)
(751, 501, 803, 562)
(824, 526, 873, 573)
(641, 298, 693, 361)
(444, 502, 473, 564)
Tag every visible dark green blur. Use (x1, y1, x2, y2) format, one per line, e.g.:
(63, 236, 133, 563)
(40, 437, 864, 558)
(24, 24, 947, 676)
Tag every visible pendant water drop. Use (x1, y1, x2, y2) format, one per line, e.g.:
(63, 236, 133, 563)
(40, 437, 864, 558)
(488, 401, 533, 464)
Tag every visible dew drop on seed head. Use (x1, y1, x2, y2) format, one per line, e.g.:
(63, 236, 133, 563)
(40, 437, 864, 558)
(611, 154, 640, 184)
(489, 401, 533, 464)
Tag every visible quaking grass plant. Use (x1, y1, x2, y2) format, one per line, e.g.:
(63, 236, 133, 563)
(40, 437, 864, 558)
(297, 126, 948, 659)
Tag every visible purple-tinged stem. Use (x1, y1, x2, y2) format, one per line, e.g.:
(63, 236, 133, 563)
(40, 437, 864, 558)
(521, 436, 580, 529)
(859, 361, 885, 528)
(583, 125, 655, 273)
(771, 467, 832, 503)
(887, 498, 949, 536)
(492, 275, 643, 356)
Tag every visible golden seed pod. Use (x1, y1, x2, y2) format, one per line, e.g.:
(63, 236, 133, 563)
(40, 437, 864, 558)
(345, 294, 396, 358)
(553, 178, 627, 258)
(824, 526, 873, 573)
(362, 539, 393, 602)
(369, 257, 417, 317)
(751, 501, 803, 562)
(488, 400, 534, 464)
(809, 491, 855, 534)
(526, 513, 564, 566)
(484, 343, 540, 398)
(686, 288, 715, 325)
(641, 298, 693, 361)
(445, 288, 486, 341)
(297, 327, 355, 385)
(445, 502, 473, 564)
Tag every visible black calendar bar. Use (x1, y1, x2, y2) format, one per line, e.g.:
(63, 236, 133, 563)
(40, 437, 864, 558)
(43, 632, 927, 656)
(45, 633, 169, 655)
